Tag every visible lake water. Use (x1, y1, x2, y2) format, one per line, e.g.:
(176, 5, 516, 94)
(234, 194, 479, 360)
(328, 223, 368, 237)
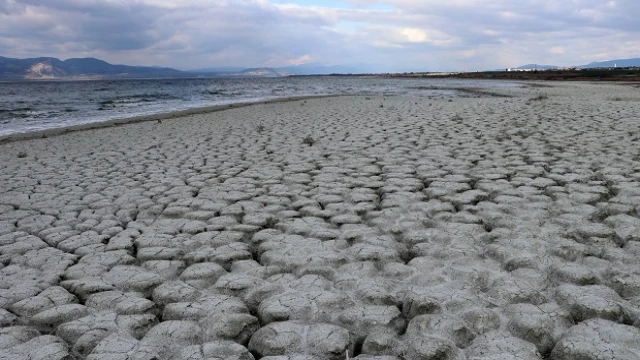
(0, 76, 520, 136)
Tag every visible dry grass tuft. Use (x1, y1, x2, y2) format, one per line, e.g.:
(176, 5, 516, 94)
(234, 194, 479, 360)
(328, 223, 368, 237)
(302, 135, 315, 146)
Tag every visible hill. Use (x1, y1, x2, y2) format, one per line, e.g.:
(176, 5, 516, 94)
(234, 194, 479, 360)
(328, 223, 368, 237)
(513, 64, 559, 70)
(189, 63, 377, 76)
(0, 56, 189, 80)
(581, 58, 640, 68)
(511, 58, 640, 71)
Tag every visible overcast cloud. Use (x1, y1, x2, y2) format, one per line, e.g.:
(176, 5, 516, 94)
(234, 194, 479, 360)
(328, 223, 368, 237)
(0, 0, 638, 71)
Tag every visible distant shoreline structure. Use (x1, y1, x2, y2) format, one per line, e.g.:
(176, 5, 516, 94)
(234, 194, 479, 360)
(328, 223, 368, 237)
(382, 68, 640, 82)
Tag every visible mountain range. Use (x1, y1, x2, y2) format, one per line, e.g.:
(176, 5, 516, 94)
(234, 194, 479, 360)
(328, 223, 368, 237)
(0, 56, 380, 80)
(193, 64, 379, 75)
(513, 58, 640, 70)
(0, 56, 187, 80)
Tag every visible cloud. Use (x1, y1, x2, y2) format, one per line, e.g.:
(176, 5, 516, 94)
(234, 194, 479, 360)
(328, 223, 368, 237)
(287, 54, 313, 66)
(0, 0, 639, 71)
(1, 0, 165, 54)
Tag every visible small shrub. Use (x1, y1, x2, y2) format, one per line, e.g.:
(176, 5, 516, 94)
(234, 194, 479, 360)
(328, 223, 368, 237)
(302, 135, 315, 146)
(480, 218, 495, 233)
(529, 93, 548, 101)
(17, 151, 27, 158)
(496, 129, 511, 142)
(256, 124, 265, 133)
(515, 129, 531, 138)
(264, 216, 278, 229)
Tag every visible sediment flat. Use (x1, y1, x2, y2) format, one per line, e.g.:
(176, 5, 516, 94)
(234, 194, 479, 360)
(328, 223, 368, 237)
(1, 82, 640, 359)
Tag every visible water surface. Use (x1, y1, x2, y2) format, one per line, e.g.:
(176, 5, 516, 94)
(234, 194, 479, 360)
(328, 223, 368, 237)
(0, 77, 520, 136)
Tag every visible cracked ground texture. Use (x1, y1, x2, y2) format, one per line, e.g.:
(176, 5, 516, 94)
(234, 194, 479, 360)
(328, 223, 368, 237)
(1, 82, 640, 360)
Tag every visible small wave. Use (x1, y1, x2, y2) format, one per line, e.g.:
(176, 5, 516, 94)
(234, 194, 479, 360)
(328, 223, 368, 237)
(8, 110, 51, 119)
(131, 93, 180, 100)
(98, 94, 180, 110)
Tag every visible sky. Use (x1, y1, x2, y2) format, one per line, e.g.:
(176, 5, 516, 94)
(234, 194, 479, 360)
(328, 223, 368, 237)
(0, 0, 638, 72)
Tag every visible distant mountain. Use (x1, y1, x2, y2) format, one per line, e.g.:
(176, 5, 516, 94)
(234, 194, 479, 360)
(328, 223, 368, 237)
(279, 64, 373, 75)
(513, 64, 560, 70)
(580, 58, 640, 68)
(510, 58, 640, 71)
(190, 66, 247, 73)
(190, 64, 377, 76)
(240, 68, 292, 77)
(1, 56, 392, 80)
(0, 56, 186, 80)
(0, 56, 314, 80)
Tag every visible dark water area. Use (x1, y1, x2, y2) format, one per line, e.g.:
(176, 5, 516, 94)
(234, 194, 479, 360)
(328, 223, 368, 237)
(0, 77, 521, 136)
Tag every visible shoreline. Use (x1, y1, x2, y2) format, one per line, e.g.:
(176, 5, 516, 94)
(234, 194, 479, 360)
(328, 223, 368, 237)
(0, 79, 564, 144)
(0, 94, 341, 144)
(394, 72, 640, 82)
(0, 78, 560, 144)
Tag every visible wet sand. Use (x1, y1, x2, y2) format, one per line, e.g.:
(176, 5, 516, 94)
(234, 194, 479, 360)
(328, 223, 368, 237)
(1, 82, 640, 359)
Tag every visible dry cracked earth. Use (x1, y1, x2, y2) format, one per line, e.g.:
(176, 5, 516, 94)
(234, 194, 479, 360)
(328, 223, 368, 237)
(1, 82, 640, 359)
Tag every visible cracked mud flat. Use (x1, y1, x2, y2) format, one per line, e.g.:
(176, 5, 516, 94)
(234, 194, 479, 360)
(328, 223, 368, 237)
(2, 82, 640, 360)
